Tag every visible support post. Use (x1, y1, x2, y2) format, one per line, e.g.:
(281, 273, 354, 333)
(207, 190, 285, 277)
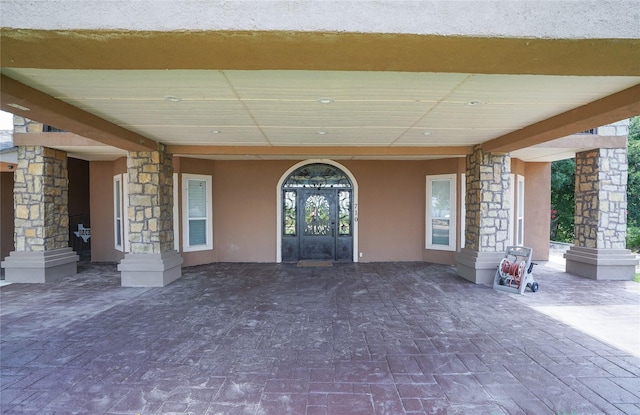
(1, 146, 78, 282)
(565, 148, 638, 279)
(117, 145, 182, 286)
(456, 145, 511, 284)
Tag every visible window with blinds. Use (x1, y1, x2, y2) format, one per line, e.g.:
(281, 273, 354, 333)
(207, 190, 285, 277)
(182, 174, 213, 251)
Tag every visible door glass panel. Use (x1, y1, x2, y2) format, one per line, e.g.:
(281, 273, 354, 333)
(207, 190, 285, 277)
(189, 219, 207, 246)
(338, 190, 351, 235)
(115, 180, 121, 217)
(431, 180, 451, 217)
(188, 180, 207, 217)
(284, 190, 296, 236)
(431, 218, 450, 245)
(115, 219, 122, 246)
(114, 177, 122, 247)
(304, 194, 330, 236)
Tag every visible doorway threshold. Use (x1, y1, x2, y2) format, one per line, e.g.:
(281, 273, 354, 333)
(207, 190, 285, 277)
(297, 260, 333, 267)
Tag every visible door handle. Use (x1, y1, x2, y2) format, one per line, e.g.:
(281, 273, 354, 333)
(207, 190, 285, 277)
(331, 221, 335, 237)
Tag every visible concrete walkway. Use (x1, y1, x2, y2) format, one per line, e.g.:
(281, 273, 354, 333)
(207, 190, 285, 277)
(1, 261, 639, 414)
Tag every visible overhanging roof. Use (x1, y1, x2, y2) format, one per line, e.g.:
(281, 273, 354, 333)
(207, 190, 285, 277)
(1, 1, 639, 161)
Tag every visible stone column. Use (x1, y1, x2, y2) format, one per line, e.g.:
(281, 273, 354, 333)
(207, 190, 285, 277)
(1, 146, 78, 282)
(117, 145, 182, 286)
(564, 148, 638, 279)
(456, 145, 511, 284)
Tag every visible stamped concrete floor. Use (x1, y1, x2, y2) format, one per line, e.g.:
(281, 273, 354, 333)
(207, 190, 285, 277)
(1, 261, 639, 415)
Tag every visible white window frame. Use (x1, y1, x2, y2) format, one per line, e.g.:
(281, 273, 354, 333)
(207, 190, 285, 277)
(426, 174, 457, 251)
(173, 173, 180, 252)
(516, 174, 525, 246)
(113, 174, 129, 252)
(182, 173, 213, 252)
(509, 173, 515, 245)
(113, 174, 123, 251)
(460, 173, 466, 249)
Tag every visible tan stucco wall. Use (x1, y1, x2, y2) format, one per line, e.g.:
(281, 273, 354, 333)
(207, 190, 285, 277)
(89, 158, 127, 263)
(88, 156, 550, 266)
(347, 160, 425, 262)
(211, 160, 286, 264)
(524, 162, 551, 261)
(177, 158, 467, 265)
(0, 172, 15, 263)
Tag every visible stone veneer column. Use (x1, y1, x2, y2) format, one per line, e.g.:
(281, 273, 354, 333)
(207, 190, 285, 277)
(117, 145, 182, 287)
(564, 148, 638, 280)
(1, 146, 78, 282)
(456, 145, 511, 284)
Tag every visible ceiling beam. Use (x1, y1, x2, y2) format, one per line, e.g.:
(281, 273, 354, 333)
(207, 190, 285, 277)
(483, 84, 640, 153)
(13, 132, 110, 147)
(1, 75, 158, 152)
(166, 145, 473, 157)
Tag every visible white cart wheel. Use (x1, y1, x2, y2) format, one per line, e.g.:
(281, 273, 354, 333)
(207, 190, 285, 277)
(499, 258, 511, 278)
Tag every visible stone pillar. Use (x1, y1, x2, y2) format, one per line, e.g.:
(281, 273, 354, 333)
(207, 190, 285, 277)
(456, 145, 511, 284)
(564, 148, 638, 280)
(1, 146, 78, 282)
(117, 145, 182, 287)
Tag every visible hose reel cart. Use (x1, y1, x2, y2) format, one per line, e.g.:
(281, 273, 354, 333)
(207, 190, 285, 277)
(493, 246, 539, 295)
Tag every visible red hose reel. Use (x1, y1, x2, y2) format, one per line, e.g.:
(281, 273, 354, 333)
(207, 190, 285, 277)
(498, 258, 526, 288)
(494, 246, 539, 295)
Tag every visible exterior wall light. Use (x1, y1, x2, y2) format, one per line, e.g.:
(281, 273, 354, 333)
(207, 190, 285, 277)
(7, 103, 30, 111)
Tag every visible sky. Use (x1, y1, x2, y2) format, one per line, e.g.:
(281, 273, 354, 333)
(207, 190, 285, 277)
(0, 111, 13, 130)
(0, 111, 14, 144)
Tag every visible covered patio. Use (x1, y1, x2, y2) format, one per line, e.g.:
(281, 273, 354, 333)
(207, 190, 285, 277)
(2, 1, 640, 288)
(1, 261, 639, 414)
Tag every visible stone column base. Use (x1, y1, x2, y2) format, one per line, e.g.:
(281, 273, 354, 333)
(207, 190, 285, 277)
(118, 250, 183, 287)
(456, 248, 504, 285)
(564, 246, 638, 280)
(1, 248, 79, 283)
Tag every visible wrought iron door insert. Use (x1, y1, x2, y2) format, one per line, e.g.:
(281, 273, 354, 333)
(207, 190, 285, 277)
(282, 163, 353, 262)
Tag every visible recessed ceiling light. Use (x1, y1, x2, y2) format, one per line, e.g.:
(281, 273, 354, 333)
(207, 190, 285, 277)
(466, 100, 481, 106)
(423, 131, 432, 136)
(210, 130, 221, 134)
(7, 103, 30, 111)
(164, 95, 182, 102)
(317, 98, 334, 104)
(316, 131, 328, 135)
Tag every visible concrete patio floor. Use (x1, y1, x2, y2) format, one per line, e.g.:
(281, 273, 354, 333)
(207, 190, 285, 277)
(1, 260, 639, 415)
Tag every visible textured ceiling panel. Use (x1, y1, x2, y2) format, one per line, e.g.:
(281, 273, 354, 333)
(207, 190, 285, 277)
(2, 68, 639, 160)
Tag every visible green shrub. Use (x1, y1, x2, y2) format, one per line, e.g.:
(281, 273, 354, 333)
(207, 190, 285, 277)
(627, 225, 640, 252)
